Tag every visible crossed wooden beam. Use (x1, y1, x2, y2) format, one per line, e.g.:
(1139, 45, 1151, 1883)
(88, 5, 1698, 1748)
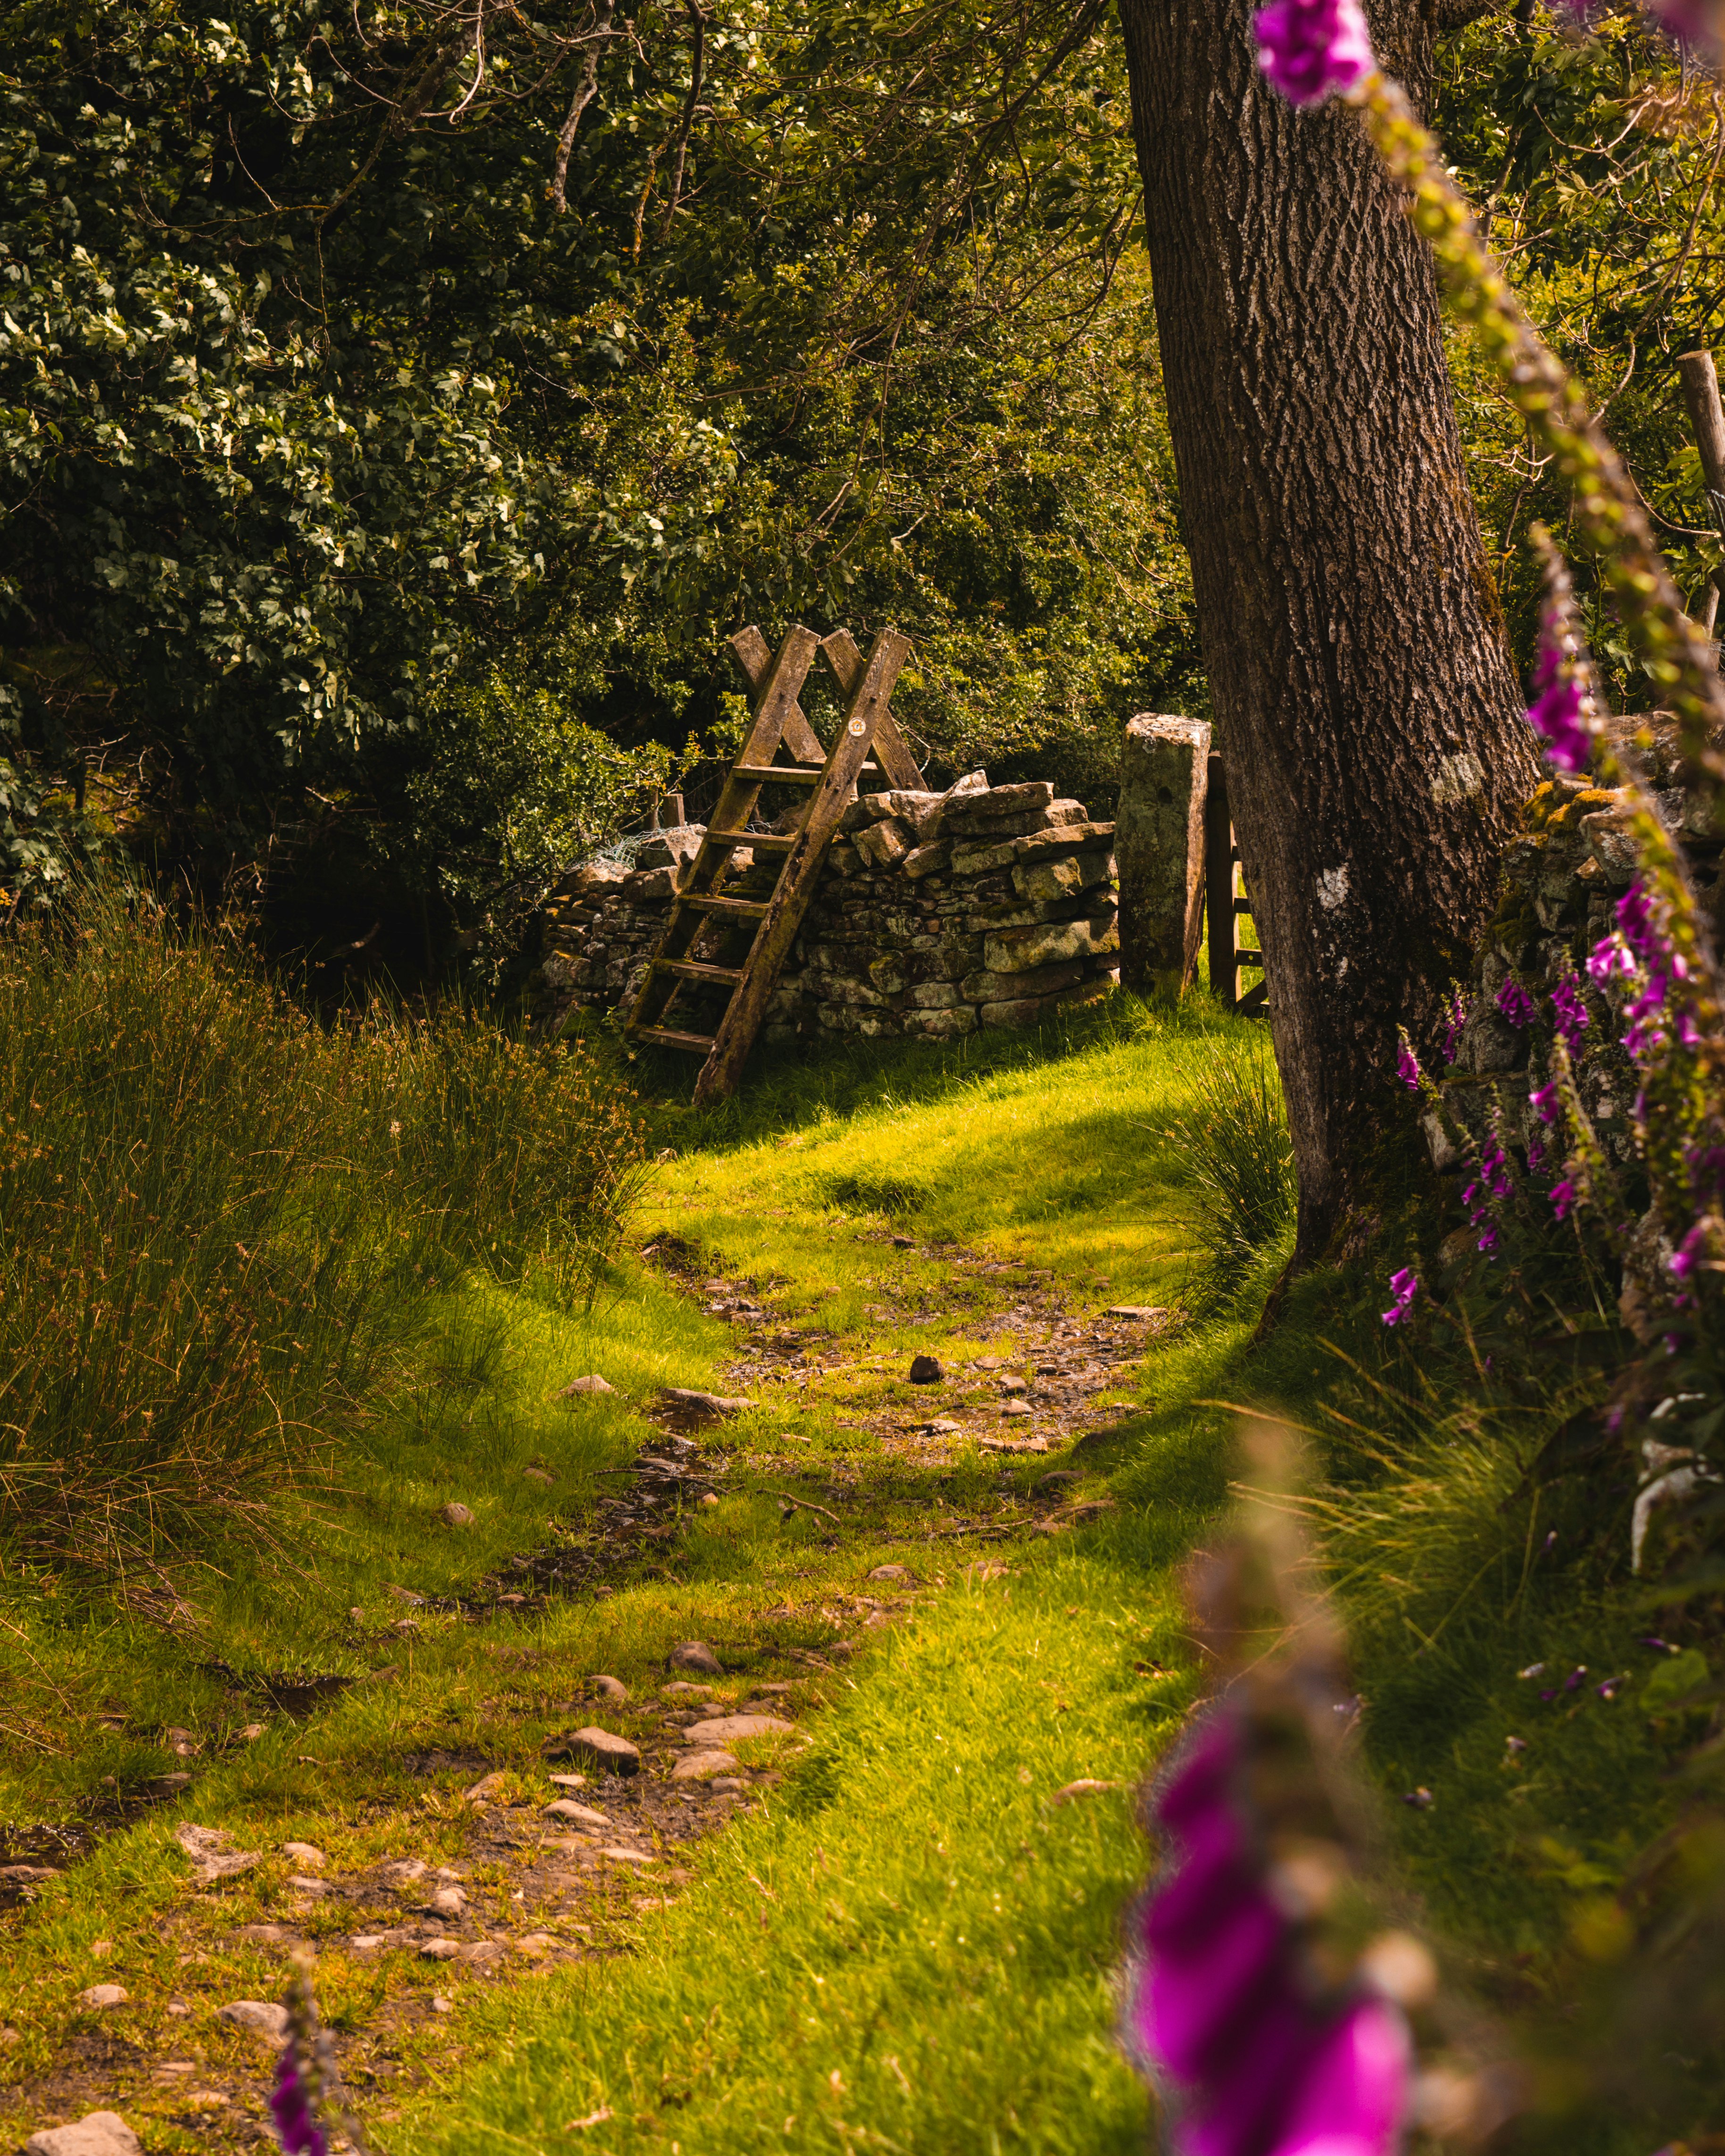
(728, 624, 924, 791)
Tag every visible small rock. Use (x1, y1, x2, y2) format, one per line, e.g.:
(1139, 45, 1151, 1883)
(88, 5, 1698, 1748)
(921, 1418, 960, 1435)
(547, 1772, 591, 1791)
(439, 1502, 474, 1528)
(544, 1727, 642, 1776)
(148, 1772, 193, 1797)
(425, 1887, 467, 1917)
(660, 1682, 713, 1699)
(590, 1674, 629, 1702)
(280, 1842, 325, 1868)
(350, 1935, 389, 1951)
(671, 1751, 738, 1782)
(236, 1724, 265, 1743)
(999, 1374, 1028, 1395)
(25, 2112, 142, 2156)
(669, 1640, 723, 1676)
(1000, 1400, 1034, 1419)
(285, 1874, 329, 1897)
(431, 1995, 454, 2013)
(656, 1387, 755, 1420)
(890, 1235, 915, 1249)
(683, 1714, 795, 1745)
(699, 1492, 720, 1508)
(544, 1799, 611, 1826)
(708, 1776, 748, 1795)
(463, 1771, 509, 1803)
(1106, 1305, 1166, 1322)
(389, 1858, 429, 1882)
(907, 1355, 944, 1385)
(75, 1986, 128, 2011)
(166, 2001, 191, 2018)
(234, 1925, 292, 1945)
(217, 2000, 290, 2042)
(1052, 1779, 1120, 1805)
(560, 1374, 615, 1397)
(599, 1846, 655, 1867)
(462, 1940, 506, 1966)
(869, 1565, 910, 1582)
(175, 1823, 264, 1884)
(0, 1865, 59, 1886)
(420, 1939, 462, 1962)
(386, 1584, 425, 1604)
(523, 1466, 555, 1486)
(974, 1355, 1006, 1370)
(514, 1933, 556, 1958)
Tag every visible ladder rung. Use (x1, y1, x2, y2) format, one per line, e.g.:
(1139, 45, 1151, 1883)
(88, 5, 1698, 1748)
(658, 959, 745, 985)
(1234, 949, 1263, 968)
(633, 1025, 716, 1053)
(703, 829, 797, 855)
(1232, 896, 1253, 916)
(732, 762, 879, 785)
(687, 895, 770, 919)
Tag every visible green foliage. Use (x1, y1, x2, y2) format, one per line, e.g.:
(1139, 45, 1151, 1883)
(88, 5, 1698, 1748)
(1168, 1038, 1296, 1315)
(0, 0, 1198, 952)
(0, 883, 644, 1571)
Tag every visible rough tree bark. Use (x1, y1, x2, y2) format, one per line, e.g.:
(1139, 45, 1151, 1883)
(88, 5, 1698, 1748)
(1117, 0, 1536, 1272)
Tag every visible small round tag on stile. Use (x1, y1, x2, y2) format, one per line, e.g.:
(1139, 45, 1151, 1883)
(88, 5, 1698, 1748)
(848, 718, 865, 736)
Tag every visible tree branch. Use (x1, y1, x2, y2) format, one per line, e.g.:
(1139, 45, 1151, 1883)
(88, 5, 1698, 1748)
(553, 0, 616, 215)
(1424, 0, 1511, 32)
(656, 1, 707, 242)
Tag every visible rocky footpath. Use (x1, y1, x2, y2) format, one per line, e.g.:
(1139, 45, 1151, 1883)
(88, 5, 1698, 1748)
(535, 774, 1120, 1043)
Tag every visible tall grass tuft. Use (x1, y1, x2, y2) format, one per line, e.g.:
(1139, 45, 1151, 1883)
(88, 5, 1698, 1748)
(1170, 1039, 1297, 1315)
(0, 887, 645, 1573)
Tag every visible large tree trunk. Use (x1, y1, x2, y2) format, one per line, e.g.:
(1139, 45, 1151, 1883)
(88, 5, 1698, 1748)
(1117, 0, 1537, 1269)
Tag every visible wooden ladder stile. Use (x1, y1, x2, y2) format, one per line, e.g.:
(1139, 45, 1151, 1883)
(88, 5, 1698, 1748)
(1203, 753, 1267, 1016)
(623, 623, 916, 1103)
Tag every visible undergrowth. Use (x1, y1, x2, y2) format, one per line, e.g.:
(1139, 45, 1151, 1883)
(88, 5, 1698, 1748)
(0, 887, 646, 1575)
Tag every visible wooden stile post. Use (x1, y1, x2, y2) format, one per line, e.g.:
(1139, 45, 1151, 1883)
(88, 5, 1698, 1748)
(1116, 714, 1211, 993)
(1204, 752, 1236, 1007)
(1678, 348, 1725, 643)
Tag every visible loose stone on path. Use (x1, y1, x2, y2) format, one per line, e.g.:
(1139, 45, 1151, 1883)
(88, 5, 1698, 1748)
(545, 1727, 642, 1776)
(669, 1640, 723, 1676)
(216, 2001, 290, 2043)
(26, 2114, 141, 2156)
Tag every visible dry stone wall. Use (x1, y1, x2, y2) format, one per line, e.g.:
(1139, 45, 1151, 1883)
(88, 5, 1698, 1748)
(536, 774, 1120, 1043)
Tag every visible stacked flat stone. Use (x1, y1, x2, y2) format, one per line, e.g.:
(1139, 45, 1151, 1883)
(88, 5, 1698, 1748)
(1423, 713, 1724, 1173)
(533, 775, 1120, 1042)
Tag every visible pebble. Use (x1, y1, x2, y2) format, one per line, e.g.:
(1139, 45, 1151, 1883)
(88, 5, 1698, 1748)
(431, 1995, 454, 2013)
(999, 1374, 1028, 1395)
(216, 2000, 290, 2042)
(514, 1933, 556, 1957)
(386, 1584, 425, 1604)
(907, 1355, 943, 1384)
(590, 1674, 629, 1702)
(685, 1714, 795, 1745)
(420, 1939, 462, 1962)
(390, 1858, 429, 1882)
(25, 2113, 142, 2156)
(1052, 1779, 1120, 1804)
(560, 1374, 615, 1396)
(1106, 1305, 1166, 1322)
(237, 1723, 266, 1742)
(174, 1823, 260, 1885)
(1000, 1400, 1033, 1419)
(708, 1776, 748, 1795)
(285, 1874, 330, 1896)
(543, 1799, 611, 1826)
(75, 1987, 128, 2011)
(974, 1355, 1006, 1369)
(523, 1467, 554, 1486)
(699, 1492, 720, 1507)
(425, 1887, 468, 1916)
(280, 1842, 326, 1868)
(890, 1235, 915, 1248)
(464, 1772, 509, 1803)
(671, 1751, 738, 1782)
(869, 1565, 910, 1582)
(439, 1502, 474, 1528)
(546, 1727, 642, 1776)
(599, 1847, 655, 1866)
(234, 1925, 292, 1945)
(660, 1681, 713, 1699)
(547, 1772, 591, 1792)
(669, 1640, 723, 1676)
(920, 1418, 960, 1435)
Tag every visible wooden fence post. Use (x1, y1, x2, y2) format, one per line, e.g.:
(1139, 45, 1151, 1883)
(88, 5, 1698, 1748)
(1116, 714, 1212, 993)
(1204, 753, 1235, 1006)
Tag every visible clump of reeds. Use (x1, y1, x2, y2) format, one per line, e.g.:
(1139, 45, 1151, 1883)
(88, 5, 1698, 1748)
(0, 885, 644, 1574)
(1171, 1040, 1298, 1315)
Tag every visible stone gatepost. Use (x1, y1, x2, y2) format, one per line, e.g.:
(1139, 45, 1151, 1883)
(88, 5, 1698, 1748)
(1116, 714, 1212, 993)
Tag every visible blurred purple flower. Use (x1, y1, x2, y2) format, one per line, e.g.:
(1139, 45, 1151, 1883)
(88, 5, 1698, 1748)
(1550, 971, 1590, 1047)
(1395, 1030, 1421, 1090)
(1527, 672, 1594, 771)
(1254, 0, 1376, 104)
(1551, 1178, 1576, 1222)
(1496, 976, 1536, 1029)
(1129, 1705, 1412, 2156)
(270, 2043, 330, 2156)
(1381, 1267, 1420, 1328)
(1588, 932, 1635, 984)
(1529, 1082, 1560, 1126)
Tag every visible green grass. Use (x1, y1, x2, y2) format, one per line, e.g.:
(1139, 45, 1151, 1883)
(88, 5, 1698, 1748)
(0, 972, 1716, 2155)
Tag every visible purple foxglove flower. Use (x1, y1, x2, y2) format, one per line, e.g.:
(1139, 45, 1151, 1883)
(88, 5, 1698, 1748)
(1253, 0, 1376, 104)
(1495, 976, 1535, 1029)
(1394, 1030, 1420, 1089)
(1550, 971, 1589, 1047)
(1441, 989, 1469, 1064)
(1588, 933, 1635, 984)
(1528, 1082, 1560, 1125)
(1381, 1267, 1420, 1327)
(1129, 1706, 1412, 2156)
(1527, 1132, 1546, 1173)
(270, 2046, 330, 2156)
(1551, 1178, 1576, 1221)
(1526, 672, 1595, 771)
